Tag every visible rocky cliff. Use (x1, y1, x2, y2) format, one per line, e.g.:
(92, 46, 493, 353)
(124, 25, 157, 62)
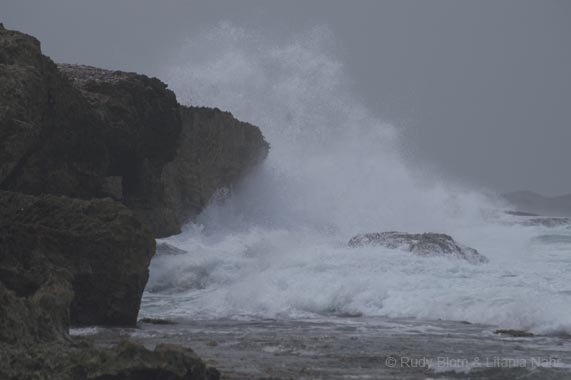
(0, 23, 267, 379)
(162, 106, 268, 229)
(0, 26, 108, 198)
(0, 25, 268, 238)
(0, 190, 217, 379)
(57, 64, 269, 237)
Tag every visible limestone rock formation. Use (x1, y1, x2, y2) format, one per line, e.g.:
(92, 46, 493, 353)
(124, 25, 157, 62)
(161, 106, 269, 228)
(57, 63, 183, 236)
(348, 231, 488, 264)
(58, 64, 270, 237)
(0, 191, 155, 328)
(0, 25, 269, 238)
(0, 26, 108, 198)
(0, 23, 268, 378)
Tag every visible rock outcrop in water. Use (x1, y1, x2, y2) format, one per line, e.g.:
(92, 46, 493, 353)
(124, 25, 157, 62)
(348, 231, 488, 264)
(0, 24, 266, 379)
(503, 191, 571, 217)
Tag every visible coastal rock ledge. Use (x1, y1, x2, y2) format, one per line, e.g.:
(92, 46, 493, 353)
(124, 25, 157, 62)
(0, 22, 269, 238)
(0, 23, 265, 379)
(348, 231, 488, 264)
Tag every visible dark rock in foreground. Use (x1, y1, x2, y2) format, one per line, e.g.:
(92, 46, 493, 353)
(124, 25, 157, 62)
(0, 191, 155, 329)
(0, 23, 266, 378)
(348, 231, 488, 264)
(0, 340, 219, 380)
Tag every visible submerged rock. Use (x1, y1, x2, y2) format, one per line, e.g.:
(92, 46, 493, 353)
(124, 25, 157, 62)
(503, 191, 571, 218)
(494, 329, 535, 338)
(517, 217, 571, 228)
(139, 317, 177, 325)
(348, 231, 488, 264)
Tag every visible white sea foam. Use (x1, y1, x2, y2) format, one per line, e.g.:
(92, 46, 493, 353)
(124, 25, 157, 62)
(144, 24, 571, 335)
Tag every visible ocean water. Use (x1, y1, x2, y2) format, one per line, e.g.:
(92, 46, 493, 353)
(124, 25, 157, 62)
(141, 24, 571, 338)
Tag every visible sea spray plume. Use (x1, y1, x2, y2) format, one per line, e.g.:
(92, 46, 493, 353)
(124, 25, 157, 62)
(162, 23, 492, 235)
(143, 25, 571, 334)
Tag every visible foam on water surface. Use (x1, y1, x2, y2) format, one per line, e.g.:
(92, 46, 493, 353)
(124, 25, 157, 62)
(143, 24, 571, 336)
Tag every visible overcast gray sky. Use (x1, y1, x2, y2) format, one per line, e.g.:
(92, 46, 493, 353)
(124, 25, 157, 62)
(2, 0, 570, 195)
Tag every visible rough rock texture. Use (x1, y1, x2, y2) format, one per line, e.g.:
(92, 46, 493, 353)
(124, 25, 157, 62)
(161, 106, 269, 228)
(58, 64, 269, 237)
(0, 26, 108, 197)
(0, 340, 220, 380)
(0, 24, 263, 378)
(348, 231, 488, 264)
(1, 26, 269, 238)
(0, 191, 220, 378)
(57, 63, 183, 236)
(0, 191, 155, 328)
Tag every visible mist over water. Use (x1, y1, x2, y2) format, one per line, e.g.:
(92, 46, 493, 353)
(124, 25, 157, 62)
(143, 24, 571, 335)
(164, 24, 490, 233)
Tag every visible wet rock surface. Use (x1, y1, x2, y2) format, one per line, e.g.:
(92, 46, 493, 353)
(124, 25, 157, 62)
(348, 231, 488, 264)
(0, 340, 219, 380)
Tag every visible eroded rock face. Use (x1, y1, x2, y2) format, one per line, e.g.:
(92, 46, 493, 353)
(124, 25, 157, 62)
(58, 65, 270, 237)
(0, 191, 155, 328)
(0, 26, 108, 198)
(1, 26, 269, 238)
(161, 106, 269, 228)
(348, 231, 488, 264)
(57, 63, 184, 236)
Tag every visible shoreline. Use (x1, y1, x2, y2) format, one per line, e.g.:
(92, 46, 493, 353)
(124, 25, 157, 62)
(73, 316, 571, 380)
